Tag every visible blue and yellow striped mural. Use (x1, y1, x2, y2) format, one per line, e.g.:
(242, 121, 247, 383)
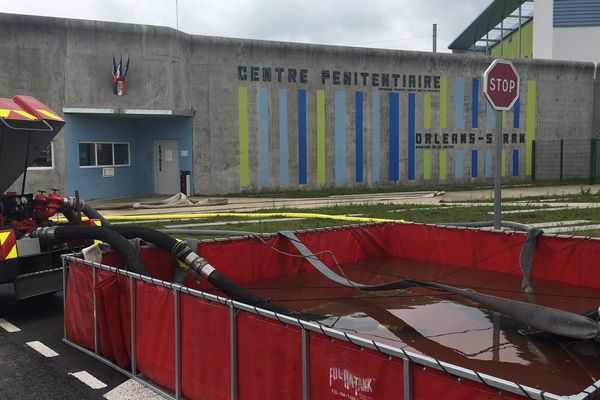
(237, 76, 536, 189)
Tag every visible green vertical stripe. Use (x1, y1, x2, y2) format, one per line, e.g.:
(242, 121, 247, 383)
(238, 87, 249, 187)
(317, 90, 326, 185)
(526, 80, 536, 176)
(501, 148, 506, 177)
(424, 93, 431, 130)
(424, 150, 431, 180)
(440, 76, 447, 129)
(502, 110, 507, 129)
(439, 150, 446, 180)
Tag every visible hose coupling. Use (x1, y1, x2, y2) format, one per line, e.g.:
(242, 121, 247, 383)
(188, 254, 216, 278)
(31, 226, 57, 240)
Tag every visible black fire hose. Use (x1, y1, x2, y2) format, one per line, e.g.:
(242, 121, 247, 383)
(61, 197, 111, 227)
(32, 226, 148, 276)
(109, 226, 292, 315)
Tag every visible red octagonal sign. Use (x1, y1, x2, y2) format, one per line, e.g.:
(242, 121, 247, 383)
(483, 59, 520, 111)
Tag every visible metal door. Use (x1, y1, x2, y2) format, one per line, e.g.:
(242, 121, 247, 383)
(153, 140, 180, 194)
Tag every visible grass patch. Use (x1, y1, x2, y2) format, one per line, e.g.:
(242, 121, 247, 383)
(120, 198, 600, 238)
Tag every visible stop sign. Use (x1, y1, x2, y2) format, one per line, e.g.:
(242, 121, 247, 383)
(483, 59, 520, 110)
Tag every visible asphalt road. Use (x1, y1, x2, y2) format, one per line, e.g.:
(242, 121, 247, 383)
(0, 284, 132, 400)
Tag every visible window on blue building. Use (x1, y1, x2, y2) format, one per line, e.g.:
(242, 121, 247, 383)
(79, 142, 130, 167)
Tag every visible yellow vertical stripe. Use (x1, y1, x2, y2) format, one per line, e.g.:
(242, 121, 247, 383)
(526, 80, 536, 176)
(502, 110, 507, 129)
(439, 150, 446, 180)
(238, 87, 249, 187)
(423, 150, 431, 180)
(501, 149, 506, 177)
(440, 76, 447, 129)
(317, 90, 326, 185)
(424, 93, 431, 130)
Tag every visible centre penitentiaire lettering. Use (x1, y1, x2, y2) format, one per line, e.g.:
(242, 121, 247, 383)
(237, 66, 440, 91)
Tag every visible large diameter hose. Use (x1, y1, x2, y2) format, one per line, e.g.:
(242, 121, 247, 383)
(109, 226, 291, 315)
(32, 226, 148, 276)
(61, 197, 111, 227)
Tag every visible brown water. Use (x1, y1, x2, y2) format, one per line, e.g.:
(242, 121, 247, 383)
(245, 257, 600, 396)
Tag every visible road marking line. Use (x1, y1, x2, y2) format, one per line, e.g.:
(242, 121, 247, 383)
(103, 379, 164, 400)
(0, 318, 20, 332)
(69, 371, 107, 389)
(26, 340, 59, 357)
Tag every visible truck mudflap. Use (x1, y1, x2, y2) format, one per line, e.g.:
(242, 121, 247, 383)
(14, 268, 62, 300)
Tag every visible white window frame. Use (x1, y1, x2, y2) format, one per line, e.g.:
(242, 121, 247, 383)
(28, 141, 55, 170)
(79, 142, 131, 168)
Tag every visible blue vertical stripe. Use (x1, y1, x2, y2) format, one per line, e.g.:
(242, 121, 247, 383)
(258, 87, 269, 187)
(335, 91, 346, 184)
(372, 92, 380, 183)
(513, 98, 520, 129)
(513, 149, 519, 176)
(408, 93, 416, 181)
(486, 101, 494, 129)
(472, 78, 479, 129)
(278, 89, 288, 187)
(355, 92, 364, 183)
(298, 89, 307, 184)
(455, 149, 464, 179)
(485, 149, 492, 177)
(471, 149, 478, 178)
(455, 77, 465, 129)
(389, 92, 400, 181)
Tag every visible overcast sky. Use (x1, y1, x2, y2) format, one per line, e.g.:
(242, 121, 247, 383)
(0, 0, 489, 52)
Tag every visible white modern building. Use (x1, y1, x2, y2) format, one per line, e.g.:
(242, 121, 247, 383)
(450, 0, 600, 63)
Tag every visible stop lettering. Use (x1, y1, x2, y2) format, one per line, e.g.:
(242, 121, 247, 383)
(488, 77, 516, 93)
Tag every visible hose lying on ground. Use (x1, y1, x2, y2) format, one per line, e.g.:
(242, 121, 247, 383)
(109, 226, 292, 315)
(32, 226, 148, 276)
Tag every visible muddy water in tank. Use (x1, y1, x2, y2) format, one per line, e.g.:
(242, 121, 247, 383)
(243, 257, 600, 395)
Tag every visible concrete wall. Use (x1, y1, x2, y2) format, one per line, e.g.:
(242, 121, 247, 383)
(0, 13, 598, 196)
(202, 39, 597, 193)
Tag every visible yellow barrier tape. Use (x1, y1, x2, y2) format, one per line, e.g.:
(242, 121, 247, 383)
(103, 212, 397, 223)
(53, 212, 400, 224)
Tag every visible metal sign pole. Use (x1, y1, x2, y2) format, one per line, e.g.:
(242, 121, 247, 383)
(494, 109, 502, 230)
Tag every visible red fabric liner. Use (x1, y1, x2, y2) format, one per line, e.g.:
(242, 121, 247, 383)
(180, 295, 230, 400)
(65, 263, 94, 350)
(236, 313, 302, 400)
(310, 335, 404, 399)
(412, 366, 524, 400)
(135, 281, 175, 391)
(195, 223, 600, 288)
(94, 275, 130, 368)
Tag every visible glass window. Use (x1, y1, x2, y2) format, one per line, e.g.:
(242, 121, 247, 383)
(29, 142, 53, 169)
(96, 143, 113, 166)
(79, 143, 96, 166)
(114, 143, 129, 165)
(79, 142, 130, 167)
